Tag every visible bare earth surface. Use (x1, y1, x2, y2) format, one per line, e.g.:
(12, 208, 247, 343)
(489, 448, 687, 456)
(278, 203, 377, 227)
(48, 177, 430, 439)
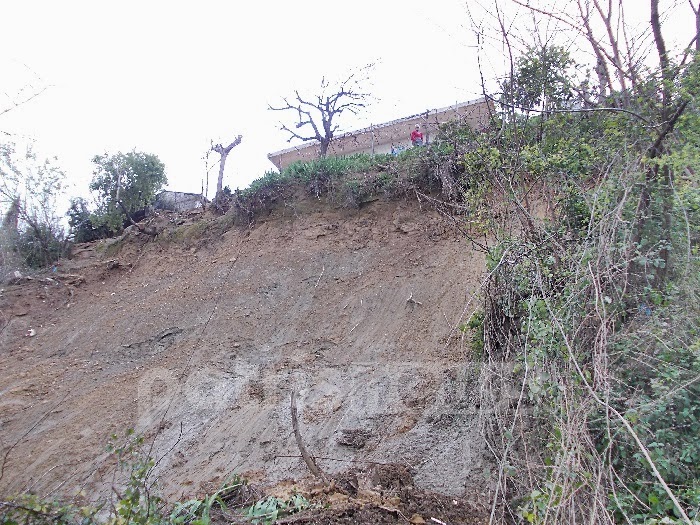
(0, 196, 491, 523)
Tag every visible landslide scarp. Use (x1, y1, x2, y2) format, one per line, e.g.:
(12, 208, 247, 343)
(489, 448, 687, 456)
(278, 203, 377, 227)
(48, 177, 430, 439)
(0, 194, 489, 507)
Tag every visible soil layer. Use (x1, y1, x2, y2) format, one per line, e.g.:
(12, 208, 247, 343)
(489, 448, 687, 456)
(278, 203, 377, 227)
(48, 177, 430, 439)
(0, 196, 490, 521)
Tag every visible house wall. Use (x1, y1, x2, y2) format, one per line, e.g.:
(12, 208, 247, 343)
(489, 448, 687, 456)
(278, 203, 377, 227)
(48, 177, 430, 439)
(153, 191, 205, 212)
(268, 98, 493, 170)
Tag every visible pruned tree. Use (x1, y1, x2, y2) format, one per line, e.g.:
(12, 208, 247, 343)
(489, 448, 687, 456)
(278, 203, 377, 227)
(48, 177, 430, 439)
(269, 66, 373, 158)
(211, 134, 242, 197)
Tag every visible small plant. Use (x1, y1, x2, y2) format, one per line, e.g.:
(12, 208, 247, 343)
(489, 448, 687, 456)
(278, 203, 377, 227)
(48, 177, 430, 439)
(106, 430, 164, 525)
(169, 476, 245, 525)
(460, 310, 485, 355)
(245, 494, 310, 525)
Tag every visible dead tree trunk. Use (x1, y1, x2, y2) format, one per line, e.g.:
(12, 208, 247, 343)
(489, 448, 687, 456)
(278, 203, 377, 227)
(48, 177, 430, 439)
(318, 138, 330, 157)
(211, 135, 243, 197)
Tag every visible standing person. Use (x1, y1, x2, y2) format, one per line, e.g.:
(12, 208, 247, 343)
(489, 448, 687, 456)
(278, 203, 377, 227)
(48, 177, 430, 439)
(410, 124, 424, 146)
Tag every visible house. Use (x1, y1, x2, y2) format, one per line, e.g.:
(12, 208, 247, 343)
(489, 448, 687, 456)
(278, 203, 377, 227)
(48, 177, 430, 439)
(267, 97, 492, 171)
(153, 191, 207, 212)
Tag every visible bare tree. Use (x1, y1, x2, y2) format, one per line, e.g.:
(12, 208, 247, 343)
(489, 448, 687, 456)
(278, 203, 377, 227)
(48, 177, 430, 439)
(211, 135, 242, 197)
(269, 66, 373, 158)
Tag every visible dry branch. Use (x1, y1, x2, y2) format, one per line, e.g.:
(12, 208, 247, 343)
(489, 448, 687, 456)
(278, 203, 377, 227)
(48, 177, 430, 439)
(290, 390, 326, 480)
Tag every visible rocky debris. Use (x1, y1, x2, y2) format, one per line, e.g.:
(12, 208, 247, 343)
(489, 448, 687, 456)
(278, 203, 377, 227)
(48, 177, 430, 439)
(54, 273, 86, 286)
(336, 428, 372, 449)
(6, 270, 23, 284)
(248, 465, 488, 524)
(121, 327, 184, 352)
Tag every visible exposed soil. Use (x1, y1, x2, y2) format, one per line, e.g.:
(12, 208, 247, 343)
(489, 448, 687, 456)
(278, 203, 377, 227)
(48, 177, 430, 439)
(0, 195, 492, 522)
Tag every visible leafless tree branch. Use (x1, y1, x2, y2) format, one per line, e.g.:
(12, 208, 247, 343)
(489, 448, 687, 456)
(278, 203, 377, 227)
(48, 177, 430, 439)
(269, 65, 373, 158)
(0, 84, 50, 119)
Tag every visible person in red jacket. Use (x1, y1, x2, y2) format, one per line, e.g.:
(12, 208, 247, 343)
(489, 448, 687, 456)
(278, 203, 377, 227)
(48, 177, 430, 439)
(410, 124, 424, 146)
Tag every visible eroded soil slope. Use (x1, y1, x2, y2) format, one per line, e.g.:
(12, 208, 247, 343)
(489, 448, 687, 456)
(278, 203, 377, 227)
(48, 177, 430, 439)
(0, 197, 488, 510)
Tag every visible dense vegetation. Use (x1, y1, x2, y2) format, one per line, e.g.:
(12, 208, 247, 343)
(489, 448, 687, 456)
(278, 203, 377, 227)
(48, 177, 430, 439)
(220, 147, 442, 221)
(462, 33, 700, 525)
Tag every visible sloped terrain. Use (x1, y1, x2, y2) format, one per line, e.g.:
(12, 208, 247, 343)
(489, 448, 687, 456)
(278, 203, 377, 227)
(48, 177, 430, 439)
(0, 196, 490, 521)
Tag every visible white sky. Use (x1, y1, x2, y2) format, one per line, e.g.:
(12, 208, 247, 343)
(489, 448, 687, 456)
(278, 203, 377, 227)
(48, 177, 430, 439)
(1, 0, 482, 203)
(1, 0, 696, 209)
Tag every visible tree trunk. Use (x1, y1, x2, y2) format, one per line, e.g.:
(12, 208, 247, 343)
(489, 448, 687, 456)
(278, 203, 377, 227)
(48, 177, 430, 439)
(216, 150, 229, 196)
(658, 164, 673, 282)
(319, 139, 329, 158)
(1, 197, 20, 231)
(691, 1, 700, 51)
(211, 135, 242, 198)
(649, 0, 673, 280)
(696, 3, 700, 52)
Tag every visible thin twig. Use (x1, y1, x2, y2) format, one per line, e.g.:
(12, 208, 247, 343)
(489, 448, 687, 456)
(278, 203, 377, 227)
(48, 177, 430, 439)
(314, 265, 325, 288)
(406, 292, 423, 306)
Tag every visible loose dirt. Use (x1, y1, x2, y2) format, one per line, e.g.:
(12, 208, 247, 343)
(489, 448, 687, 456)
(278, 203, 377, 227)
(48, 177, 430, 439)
(0, 195, 492, 523)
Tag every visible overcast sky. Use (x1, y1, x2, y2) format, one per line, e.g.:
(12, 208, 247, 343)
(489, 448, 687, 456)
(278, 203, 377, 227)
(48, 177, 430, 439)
(1, 1, 695, 207)
(1, 0, 485, 203)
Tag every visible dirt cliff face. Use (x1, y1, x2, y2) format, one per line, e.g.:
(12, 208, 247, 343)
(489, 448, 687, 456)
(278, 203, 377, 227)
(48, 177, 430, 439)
(0, 197, 488, 504)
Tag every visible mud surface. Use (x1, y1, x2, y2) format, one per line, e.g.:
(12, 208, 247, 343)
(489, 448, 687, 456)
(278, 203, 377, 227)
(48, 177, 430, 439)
(0, 197, 491, 520)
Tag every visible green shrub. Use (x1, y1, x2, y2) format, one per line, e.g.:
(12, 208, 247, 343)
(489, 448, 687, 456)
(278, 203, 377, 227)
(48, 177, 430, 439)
(67, 197, 111, 243)
(105, 430, 164, 525)
(603, 304, 700, 523)
(0, 430, 163, 525)
(16, 224, 66, 269)
(459, 310, 485, 355)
